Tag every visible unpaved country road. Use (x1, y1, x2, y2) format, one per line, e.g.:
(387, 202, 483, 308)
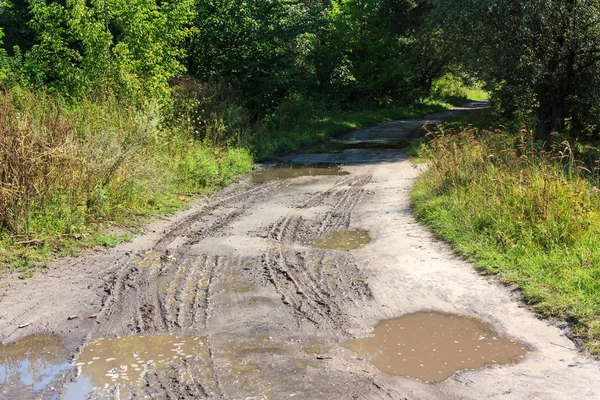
(1, 102, 600, 399)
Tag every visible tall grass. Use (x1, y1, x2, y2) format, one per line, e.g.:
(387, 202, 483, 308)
(0, 86, 252, 271)
(412, 121, 600, 355)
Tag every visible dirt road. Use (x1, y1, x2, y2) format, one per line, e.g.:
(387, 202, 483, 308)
(1, 102, 599, 399)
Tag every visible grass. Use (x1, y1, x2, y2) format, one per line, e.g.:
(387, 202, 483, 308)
(253, 98, 471, 160)
(0, 88, 253, 273)
(0, 80, 483, 275)
(410, 114, 600, 356)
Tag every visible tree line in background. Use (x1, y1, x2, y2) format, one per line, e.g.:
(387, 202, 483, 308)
(2, 0, 598, 139)
(0, 0, 451, 117)
(433, 0, 600, 139)
(1, 0, 467, 267)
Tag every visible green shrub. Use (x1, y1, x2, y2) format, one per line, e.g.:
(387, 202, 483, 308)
(0, 87, 252, 270)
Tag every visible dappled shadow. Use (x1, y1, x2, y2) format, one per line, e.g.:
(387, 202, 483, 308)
(280, 101, 489, 166)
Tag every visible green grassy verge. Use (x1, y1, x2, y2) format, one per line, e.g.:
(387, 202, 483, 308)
(0, 89, 253, 276)
(410, 112, 600, 355)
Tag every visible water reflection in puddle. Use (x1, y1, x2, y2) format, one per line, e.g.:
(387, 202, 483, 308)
(0, 334, 71, 398)
(345, 311, 530, 383)
(64, 334, 207, 399)
(252, 164, 349, 184)
(311, 230, 372, 251)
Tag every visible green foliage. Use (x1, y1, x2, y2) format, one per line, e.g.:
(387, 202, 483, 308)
(0, 87, 252, 270)
(0, 0, 467, 271)
(253, 100, 451, 160)
(432, 0, 600, 138)
(431, 73, 488, 103)
(10, 0, 195, 101)
(190, 0, 314, 113)
(412, 120, 600, 355)
(0, 28, 9, 80)
(189, 0, 439, 114)
(314, 0, 420, 106)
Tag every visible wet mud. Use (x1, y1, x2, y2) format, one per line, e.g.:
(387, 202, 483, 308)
(65, 334, 209, 399)
(345, 311, 530, 383)
(3, 102, 598, 400)
(311, 229, 372, 251)
(0, 334, 72, 399)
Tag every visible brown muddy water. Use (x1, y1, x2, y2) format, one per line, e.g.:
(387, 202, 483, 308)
(311, 230, 372, 251)
(64, 334, 207, 399)
(252, 164, 349, 184)
(345, 311, 530, 383)
(0, 334, 71, 398)
(1, 333, 209, 399)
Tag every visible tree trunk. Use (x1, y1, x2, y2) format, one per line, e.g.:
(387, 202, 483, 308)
(535, 78, 569, 141)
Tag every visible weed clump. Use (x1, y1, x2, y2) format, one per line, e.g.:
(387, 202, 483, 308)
(412, 121, 600, 355)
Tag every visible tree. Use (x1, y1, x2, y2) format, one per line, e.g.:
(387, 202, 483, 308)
(8, 0, 194, 102)
(433, 0, 600, 138)
(189, 0, 320, 114)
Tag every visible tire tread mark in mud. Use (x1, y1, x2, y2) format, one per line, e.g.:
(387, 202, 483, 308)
(94, 264, 140, 336)
(348, 175, 373, 187)
(203, 256, 224, 398)
(262, 251, 321, 327)
(261, 174, 373, 332)
(317, 188, 366, 236)
(191, 257, 212, 329)
(268, 215, 311, 244)
(153, 182, 282, 252)
(262, 248, 371, 334)
(297, 175, 372, 209)
(135, 266, 168, 333)
(177, 259, 204, 331)
(184, 208, 244, 246)
(181, 357, 211, 398)
(162, 258, 191, 329)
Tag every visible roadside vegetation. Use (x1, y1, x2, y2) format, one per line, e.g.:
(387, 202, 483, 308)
(412, 109, 600, 355)
(410, 1, 600, 356)
(0, 0, 481, 272)
(5, 0, 598, 363)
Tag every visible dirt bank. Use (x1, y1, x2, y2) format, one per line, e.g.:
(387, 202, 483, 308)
(1, 102, 599, 399)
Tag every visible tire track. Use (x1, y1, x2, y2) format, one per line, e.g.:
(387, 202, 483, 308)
(262, 248, 372, 334)
(153, 181, 283, 252)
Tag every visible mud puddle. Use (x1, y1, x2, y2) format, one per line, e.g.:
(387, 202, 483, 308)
(252, 163, 349, 183)
(311, 229, 372, 251)
(303, 140, 409, 154)
(64, 334, 207, 399)
(0, 334, 72, 398)
(345, 311, 530, 383)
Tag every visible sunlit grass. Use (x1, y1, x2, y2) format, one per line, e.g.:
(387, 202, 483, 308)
(0, 89, 253, 272)
(253, 100, 456, 160)
(411, 120, 600, 356)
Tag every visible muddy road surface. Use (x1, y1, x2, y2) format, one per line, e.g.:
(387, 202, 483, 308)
(1, 102, 600, 399)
